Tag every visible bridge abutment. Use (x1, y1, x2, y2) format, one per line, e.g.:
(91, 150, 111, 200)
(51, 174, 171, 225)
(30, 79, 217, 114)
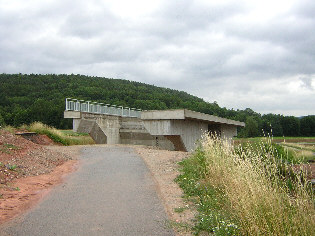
(64, 101, 245, 151)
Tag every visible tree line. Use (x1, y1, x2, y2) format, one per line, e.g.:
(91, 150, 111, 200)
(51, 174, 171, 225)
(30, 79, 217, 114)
(0, 73, 314, 137)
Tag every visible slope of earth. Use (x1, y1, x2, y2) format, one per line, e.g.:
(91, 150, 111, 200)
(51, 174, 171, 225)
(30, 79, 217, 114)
(0, 129, 79, 223)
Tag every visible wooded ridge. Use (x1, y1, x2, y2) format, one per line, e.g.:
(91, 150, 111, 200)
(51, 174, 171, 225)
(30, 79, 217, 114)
(0, 73, 314, 137)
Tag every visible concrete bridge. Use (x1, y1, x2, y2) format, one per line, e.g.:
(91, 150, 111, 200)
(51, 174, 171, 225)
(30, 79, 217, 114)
(64, 98, 245, 151)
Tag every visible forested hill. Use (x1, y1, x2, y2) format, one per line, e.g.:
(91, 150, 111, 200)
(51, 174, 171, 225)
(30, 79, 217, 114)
(0, 73, 314, 137)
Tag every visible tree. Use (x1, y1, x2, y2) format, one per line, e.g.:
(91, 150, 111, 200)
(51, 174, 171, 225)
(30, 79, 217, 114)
(0, 113, 5, 127)
(281, 116, 300, 136)
(262, 114, 283, 136)
(300, 116, 315, 136)
(239, 116, 259, 137)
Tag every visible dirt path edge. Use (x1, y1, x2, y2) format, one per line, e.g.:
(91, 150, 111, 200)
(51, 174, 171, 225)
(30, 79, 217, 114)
(0, 159, 79, 224)
(134, 146, 195, 236)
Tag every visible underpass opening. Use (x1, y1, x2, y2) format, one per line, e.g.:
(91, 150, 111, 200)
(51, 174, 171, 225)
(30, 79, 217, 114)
(164, 135, 186, 152)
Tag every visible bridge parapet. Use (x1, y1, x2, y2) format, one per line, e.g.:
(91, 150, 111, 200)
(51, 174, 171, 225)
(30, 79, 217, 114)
(65, 98, 141, 118)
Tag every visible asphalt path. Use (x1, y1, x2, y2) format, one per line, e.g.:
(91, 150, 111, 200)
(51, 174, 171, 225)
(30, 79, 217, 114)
(1, 146, 174, 236)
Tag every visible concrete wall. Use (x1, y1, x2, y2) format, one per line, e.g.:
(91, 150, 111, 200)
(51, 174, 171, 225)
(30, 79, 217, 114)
(143, 119, 208, 151)
(90, 122, 107, 144)
(64, 110, 241, 152)
(120, 132, 174, 150)
(221, 124, 238, 141)
(76, 119, 95, 134)
(95, 114, 121, 144)
(64, 111, 175, 150)
(143, 119, 238, 151)
(73, 119, 81, 132)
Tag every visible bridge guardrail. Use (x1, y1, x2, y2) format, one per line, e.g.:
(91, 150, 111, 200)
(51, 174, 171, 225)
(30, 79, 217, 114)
(65, 98, 141, 118)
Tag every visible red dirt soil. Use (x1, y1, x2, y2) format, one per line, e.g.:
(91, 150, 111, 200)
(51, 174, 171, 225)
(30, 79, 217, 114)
(0, 130, 77, 224)
(0, 160, 77, 224)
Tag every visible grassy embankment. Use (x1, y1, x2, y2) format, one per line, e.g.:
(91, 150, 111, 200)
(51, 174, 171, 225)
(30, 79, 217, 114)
(25, 122, 94, 145)
(176, 135, 314, 235)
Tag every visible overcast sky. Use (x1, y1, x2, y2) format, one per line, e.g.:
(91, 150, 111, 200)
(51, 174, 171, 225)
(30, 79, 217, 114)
(1, 0, 314, 116)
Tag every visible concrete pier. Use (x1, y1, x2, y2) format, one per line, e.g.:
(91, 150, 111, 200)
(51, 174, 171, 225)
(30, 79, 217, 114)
(141, 109, 244, 151)
(64, 103, 245, 151)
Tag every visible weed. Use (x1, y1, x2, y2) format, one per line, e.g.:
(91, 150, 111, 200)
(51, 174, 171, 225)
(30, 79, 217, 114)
(15, 187, 20, 191)
(0, 147, 11, 154)
(177, 134, 315, 235)
(166, 220, 192, 233)
(60, 130, 89, 137)
(2, 126, 15, 134)
(174, 207, 186, 213)
(7, 164, 18, 171)
(4, 143, 20, 150)
(0, 143, 20, 154)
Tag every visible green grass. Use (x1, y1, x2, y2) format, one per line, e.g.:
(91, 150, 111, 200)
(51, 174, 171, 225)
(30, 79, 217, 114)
(167, 220, 192, 234)
(7, 164, 18, 171)
(236, 142, 303, 164)
(2, 126, 15, 134)
(235, 136, 315, 143)
(176, 135, 314, 235)
(174, 207, 186, 213)
(25, 122, 94, 146)
(279, 143, 315, 163)
(234, 136, 315, 164)
(0, 143, 21, 154)
(60, 130, 90, 137)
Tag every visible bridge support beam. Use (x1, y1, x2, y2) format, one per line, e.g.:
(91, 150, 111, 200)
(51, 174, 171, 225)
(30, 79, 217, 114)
(141, 109, 245, 151)
(64, 108, 245, 152)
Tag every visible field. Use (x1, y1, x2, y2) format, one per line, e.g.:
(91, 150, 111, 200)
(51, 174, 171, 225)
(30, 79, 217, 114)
(235, 136, 315, 143)
(234, 137, 315, 164)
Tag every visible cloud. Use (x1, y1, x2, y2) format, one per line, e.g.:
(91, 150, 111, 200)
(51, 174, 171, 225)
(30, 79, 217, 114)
(0, 0, 314, 116)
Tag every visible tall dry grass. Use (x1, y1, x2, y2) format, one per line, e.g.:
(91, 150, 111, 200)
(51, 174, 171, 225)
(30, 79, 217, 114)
(202, 135, 314, 235)
(177, 134, 314, 235)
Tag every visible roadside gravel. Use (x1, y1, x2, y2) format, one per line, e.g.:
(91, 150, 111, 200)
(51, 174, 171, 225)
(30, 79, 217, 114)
(135, 146, 195, 236)
(0, 131, 73, 184)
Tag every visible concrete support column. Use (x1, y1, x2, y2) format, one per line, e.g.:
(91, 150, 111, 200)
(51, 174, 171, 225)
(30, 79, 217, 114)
(96, 116, 121, 144)
(73, 119, 81, 132)
(220, 124, 237, 143)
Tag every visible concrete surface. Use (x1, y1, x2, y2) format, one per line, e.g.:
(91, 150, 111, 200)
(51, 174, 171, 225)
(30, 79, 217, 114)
(0, 146, 174, 236)
(141, 109, 245, 127)
(141, 109, 245, 151)
(142, 119, 207, 151)
(64, 109, 245, 152)
(64, 111, 175, 150)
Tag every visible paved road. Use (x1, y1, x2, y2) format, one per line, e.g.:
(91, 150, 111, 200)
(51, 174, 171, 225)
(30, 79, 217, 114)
(1, 146, 174, 236)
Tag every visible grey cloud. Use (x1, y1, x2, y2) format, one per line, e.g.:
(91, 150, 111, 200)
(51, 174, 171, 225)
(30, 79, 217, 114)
(59, 6, 120, 39)
(300, 76, 315, 90)
(292, 0, 315, 19)
(138, 0, 247, 42)
(0, 0, 314, 116)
